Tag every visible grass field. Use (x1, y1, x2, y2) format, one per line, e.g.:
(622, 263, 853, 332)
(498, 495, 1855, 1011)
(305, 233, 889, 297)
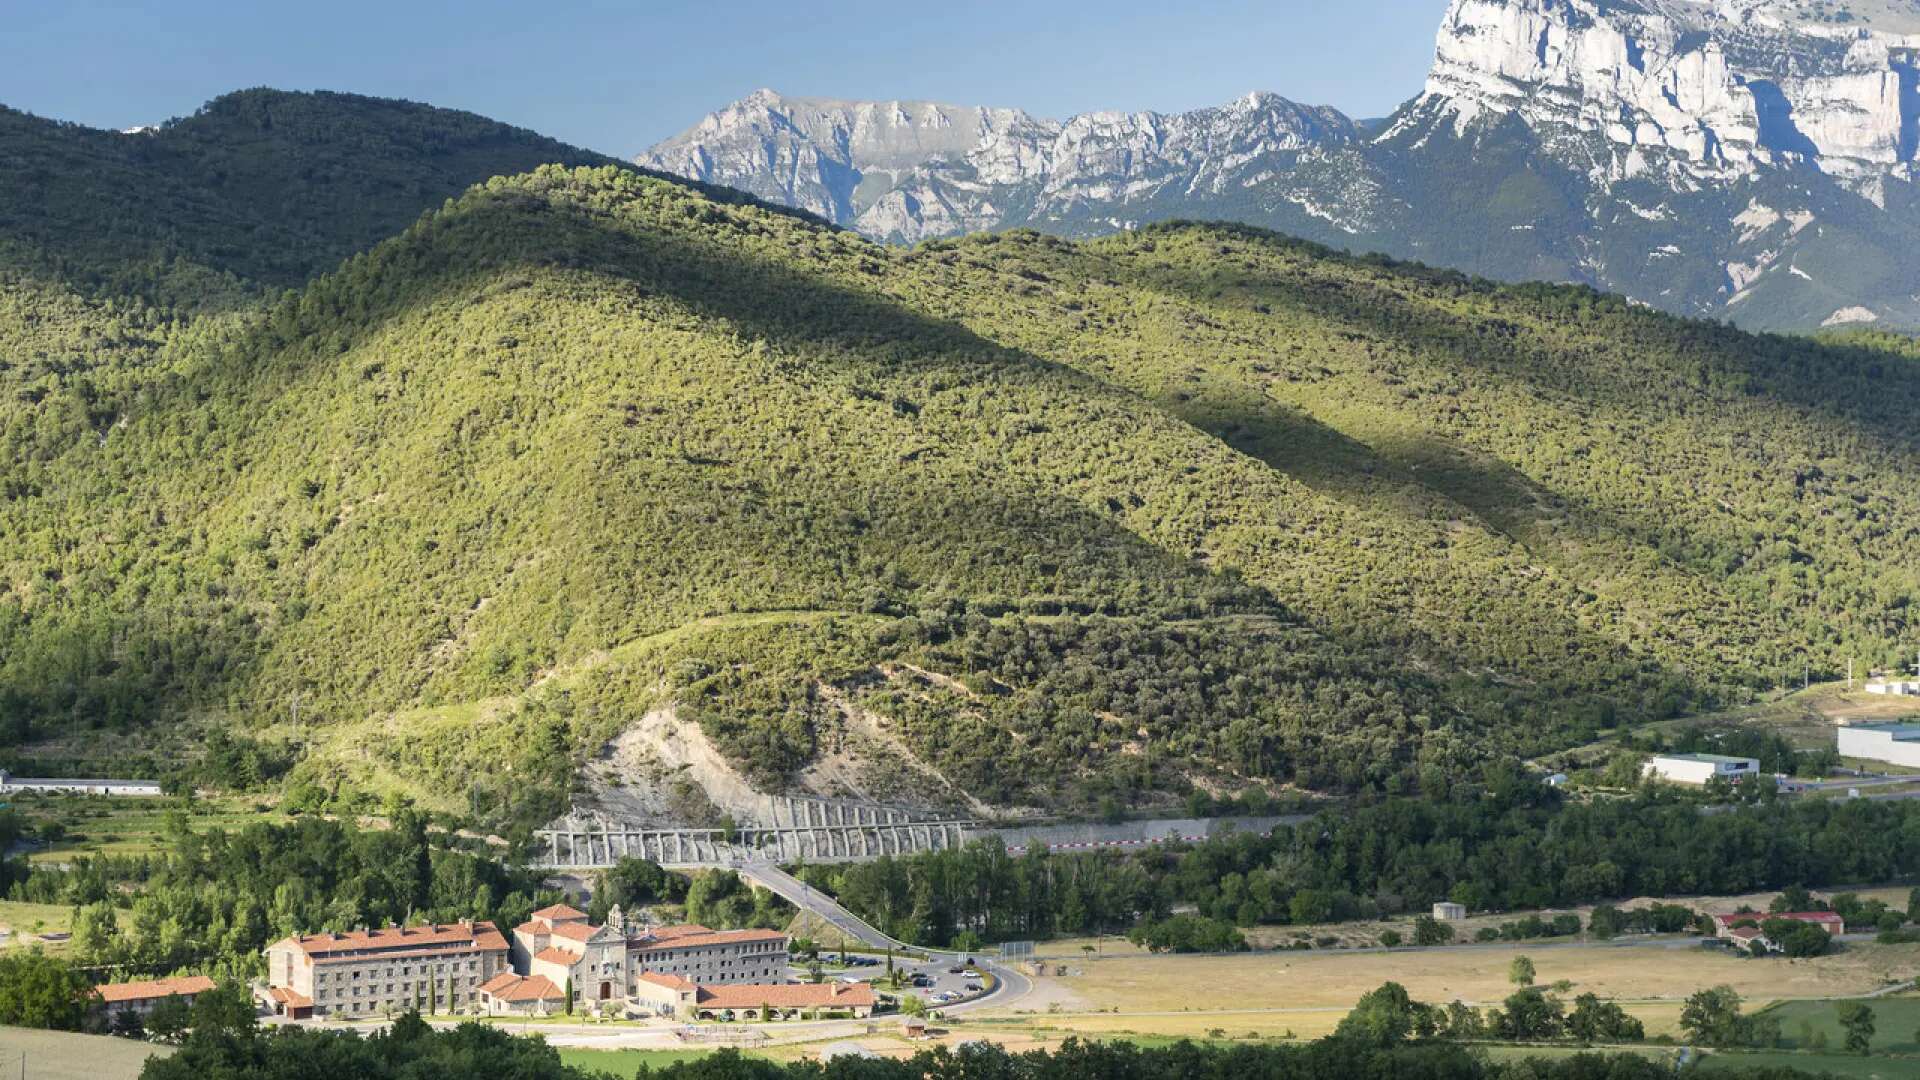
(11, 792, 290, 865)
(0, 899, 135, 954)
(1697, 1049, 1920, 1078)
(1018, 940, 1920, 1041)
(1759, 995, 1920, 1054)
(0, 900, 76, 942)
(1571, 681, 1920, 762)
(0, 1026, 169, 1080)
(558, 1048, 767, 1071)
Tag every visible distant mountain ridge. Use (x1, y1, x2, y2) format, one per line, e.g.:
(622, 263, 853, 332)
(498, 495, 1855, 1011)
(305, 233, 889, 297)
(642, 89, 1361, 244)
(642, 0, 1920, 332)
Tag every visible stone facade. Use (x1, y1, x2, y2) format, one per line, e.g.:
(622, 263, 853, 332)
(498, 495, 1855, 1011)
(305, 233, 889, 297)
(511, 904, 629, 1006)
(264, 921, 510, 1018)
(505, 905, 791, 1012)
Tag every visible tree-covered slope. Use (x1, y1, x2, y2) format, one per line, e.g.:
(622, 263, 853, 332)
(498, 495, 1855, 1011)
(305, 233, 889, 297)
(5, 163, 1919, 825)
(0, 89, 793, 309)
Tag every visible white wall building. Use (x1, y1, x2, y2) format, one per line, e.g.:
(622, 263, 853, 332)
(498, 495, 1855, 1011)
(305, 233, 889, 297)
(1864, 681, 1920, 697)
(1643, 754, 1760, 786)
(1837, 723, 1920, 769)
(511, 904, 629, 1007)
(0, 771, 161, 796)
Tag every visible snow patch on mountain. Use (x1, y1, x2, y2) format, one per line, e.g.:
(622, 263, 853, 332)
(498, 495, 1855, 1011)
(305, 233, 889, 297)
(1415, 0, 1920, 181)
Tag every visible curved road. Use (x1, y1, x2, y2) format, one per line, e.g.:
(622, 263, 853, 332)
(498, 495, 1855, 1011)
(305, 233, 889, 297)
(739, 862, 1032, 1013)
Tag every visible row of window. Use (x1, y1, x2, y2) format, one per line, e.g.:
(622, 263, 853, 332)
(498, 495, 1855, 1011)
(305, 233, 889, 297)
(324, 990, 470, 1015)
(319, 984, 475, 1005)
(316, 957, 483, 988)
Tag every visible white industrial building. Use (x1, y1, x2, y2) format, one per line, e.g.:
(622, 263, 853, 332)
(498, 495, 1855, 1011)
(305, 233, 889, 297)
(1837, 723, 1920, 769)
(1864, 680, 1920, 697)
(1643, 753, 1760, 786)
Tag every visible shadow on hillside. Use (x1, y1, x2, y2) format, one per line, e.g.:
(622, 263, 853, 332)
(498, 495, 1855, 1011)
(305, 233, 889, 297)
(122, 177, 1709, 741)
(1148, 246, 1920, 458)
(1124, 249, 1920, 606)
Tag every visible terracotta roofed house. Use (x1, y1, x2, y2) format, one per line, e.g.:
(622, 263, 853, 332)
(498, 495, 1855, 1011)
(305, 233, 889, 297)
(511, 905, 627, 1007)
(476, 972, 568, 1016)
(1711, 911, 1845, 952)
(691, 981, 876, 1020)
(630, 974, 874, 1019)
(264, 920, 510, 1018)
(91, 975, 217, 1020)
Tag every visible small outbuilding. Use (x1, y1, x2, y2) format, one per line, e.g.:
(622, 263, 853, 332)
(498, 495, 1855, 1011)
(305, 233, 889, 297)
(475, 973, 567, 1016)
(1432, 902, 1467, 922)
(91, 976, 218, 1021)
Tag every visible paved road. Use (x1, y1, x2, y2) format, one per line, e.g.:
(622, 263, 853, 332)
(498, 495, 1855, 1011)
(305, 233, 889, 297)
(739, 861, 1032, 1013)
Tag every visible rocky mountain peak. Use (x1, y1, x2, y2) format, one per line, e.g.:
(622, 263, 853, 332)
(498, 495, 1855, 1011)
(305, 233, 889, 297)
(637, 2, 1920, 331)
(1406, 0, 1920, 179)
(641, 89, 1356, 239)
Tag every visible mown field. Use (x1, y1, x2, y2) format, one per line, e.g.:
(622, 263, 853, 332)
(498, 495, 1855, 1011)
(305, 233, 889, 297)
(1025, 941, 1920, 1033)
(0, 1026, 169, 1080)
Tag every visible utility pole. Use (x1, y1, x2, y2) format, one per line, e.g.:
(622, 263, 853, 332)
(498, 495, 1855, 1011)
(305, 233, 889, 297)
(1848, 657, 1854, 692)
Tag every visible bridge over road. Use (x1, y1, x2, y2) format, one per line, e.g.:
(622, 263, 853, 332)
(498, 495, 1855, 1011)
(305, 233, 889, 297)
(735, 861, 1033, 1014)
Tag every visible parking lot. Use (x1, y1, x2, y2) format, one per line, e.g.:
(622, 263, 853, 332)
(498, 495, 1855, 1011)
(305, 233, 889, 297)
(801, 951, 994, 1010)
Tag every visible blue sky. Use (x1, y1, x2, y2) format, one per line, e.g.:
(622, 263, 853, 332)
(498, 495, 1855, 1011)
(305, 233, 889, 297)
(2, 1, 1443, 154)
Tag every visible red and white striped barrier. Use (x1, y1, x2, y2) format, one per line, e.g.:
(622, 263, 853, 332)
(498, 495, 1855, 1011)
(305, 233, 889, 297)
(1045, 834, 1213, 851)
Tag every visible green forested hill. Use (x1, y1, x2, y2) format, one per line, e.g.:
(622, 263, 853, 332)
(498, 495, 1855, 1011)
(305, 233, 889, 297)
(3, 149, 1919, 825)
(0, 89, 789, 309)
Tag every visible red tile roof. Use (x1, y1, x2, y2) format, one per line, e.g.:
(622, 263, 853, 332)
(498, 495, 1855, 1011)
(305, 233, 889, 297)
(646, 924, 713, 941)
(548, 922, 605, 944)
(530, 904, 587, 921)
(631, 928, 786, 952)
(92, 975, 216, 1004)
(478, 973, 565, 1003)
(274, 922, 508, 960)
(693, 982, 876, 1010)
(635, 972, 695, 991)
(1713, 912, 1843, 929)
(531, 946, 580, 965)
(267, 986, 314, 1009)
